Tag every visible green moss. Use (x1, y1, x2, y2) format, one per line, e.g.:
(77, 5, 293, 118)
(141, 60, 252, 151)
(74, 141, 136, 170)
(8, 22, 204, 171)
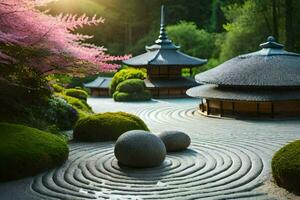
(65, 88, 88, 100)
(113, 91, 151, 102)
(272, 140, 300, 193)
(73, 112, 149, 142)
(116, 79, 145, 93)
(0, 123, 69, 182)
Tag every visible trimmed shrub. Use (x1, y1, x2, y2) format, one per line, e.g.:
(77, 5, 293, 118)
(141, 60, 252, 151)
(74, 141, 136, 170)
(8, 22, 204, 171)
(272, 140, 300, 193)
(0, 123, 69, 182)
(65, 88, 88, 100)
(110, 68, 147, 94)
(113, 91, 151, 102)
(116, 79, 145, 93)
(73, 112, 149, 141)
(113, 78, 151, 102)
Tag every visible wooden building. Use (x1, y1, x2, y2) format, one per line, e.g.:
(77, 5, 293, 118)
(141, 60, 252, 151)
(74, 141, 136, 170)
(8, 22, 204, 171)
(187, 36, 300, 118)
(122, 6, 207, 98)
(84, 77, 112, 97)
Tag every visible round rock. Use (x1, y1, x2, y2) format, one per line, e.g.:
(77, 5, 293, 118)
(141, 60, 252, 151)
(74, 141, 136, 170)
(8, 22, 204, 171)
(114, 130, 166, 168)
(158, 131, 191, 152)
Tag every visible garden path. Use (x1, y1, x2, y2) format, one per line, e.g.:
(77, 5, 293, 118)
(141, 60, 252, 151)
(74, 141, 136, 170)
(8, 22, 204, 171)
(0, 98, 300, 199)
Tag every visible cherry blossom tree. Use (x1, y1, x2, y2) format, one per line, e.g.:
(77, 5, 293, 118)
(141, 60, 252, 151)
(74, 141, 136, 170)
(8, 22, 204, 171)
(0, 0, 130, 74)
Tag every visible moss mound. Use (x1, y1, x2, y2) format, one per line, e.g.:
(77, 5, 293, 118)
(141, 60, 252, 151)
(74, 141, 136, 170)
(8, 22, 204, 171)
(272, 140, 300, 193)
(73, 112, 149, 141)
(116, 79, 145, 93)
(0, 123, 69, 182)
(110, 68, 147, 94)
(113, 79, 151, 102)
(65, 88, 88, 100)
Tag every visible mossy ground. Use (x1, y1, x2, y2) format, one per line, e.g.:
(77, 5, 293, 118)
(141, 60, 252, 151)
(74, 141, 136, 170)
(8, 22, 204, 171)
(0, 123, 69, 182)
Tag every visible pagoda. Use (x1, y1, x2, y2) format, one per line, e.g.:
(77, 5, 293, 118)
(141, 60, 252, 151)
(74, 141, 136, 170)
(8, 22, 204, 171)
(123, 6, 207, 98)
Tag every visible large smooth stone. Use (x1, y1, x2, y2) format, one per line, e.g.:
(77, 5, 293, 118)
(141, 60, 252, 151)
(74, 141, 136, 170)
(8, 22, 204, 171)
(158, 131, 191, 152)
(114, 130, 166, 168)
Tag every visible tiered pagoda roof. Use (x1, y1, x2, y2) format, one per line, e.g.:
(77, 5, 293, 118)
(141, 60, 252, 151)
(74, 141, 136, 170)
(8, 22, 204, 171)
(123, 6, 207, 67)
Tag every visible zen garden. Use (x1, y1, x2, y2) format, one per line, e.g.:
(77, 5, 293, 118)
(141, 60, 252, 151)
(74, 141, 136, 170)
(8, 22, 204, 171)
(1, 1, 300, 200)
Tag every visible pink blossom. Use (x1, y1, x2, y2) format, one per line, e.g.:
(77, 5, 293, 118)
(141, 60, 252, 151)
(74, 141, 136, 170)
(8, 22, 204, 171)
(0, 0, 130, 73)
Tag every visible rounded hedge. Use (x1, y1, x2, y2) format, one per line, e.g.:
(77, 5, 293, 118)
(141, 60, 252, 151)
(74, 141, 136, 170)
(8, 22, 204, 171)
(73, 112, 149, 141)
(65, 88, 88, 100)
(272, 140, 300, 193)
(0, 123, 69, 182)
(110, 68, 147, 94)
(113, 91, 151, 102)
(116, 79, 145, 93)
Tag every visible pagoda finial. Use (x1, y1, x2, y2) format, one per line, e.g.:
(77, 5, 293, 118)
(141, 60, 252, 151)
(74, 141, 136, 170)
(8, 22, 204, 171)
(155, 5, 172, 45)
(161, 5, 165, 26)
(147, 5, 179, 50)
(260, 36, 284, 49)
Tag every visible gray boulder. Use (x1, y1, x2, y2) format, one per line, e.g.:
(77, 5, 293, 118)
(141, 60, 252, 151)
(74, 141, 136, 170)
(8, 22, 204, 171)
(114, 130, 166, 168)
(158, 131, 191, 152)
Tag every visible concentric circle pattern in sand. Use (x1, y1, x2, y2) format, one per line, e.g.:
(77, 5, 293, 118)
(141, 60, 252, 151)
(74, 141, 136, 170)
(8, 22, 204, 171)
(1, 98, 300, 200)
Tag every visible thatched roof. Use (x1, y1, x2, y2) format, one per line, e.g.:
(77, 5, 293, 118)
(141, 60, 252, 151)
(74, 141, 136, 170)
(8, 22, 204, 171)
(187, 84, 300, 102)
(123, 6, 207, 67)
(195, 36, 300, 87)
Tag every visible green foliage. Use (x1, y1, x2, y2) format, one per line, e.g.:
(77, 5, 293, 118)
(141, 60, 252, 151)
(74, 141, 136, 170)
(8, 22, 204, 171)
(116, 79, 145, 93)
(167, 21, 217, 59)
(73, 112, 149, 142)
(219, 1, 270, 61)
(55, 93, 92, 119)
(110, 68, 147, 94)
(45, 96, 79, 130)
(0, 123, 69, 182)
(65, 88, 88, 100)
(272, 140, 300, 193)
(52, 84, 64, 93)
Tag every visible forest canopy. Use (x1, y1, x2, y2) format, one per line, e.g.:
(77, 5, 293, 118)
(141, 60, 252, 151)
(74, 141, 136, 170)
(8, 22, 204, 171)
(46, 0, 300, 67)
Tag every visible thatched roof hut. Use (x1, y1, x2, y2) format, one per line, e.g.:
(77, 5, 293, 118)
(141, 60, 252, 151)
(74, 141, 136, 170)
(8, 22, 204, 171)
(187, 36, 300, 118)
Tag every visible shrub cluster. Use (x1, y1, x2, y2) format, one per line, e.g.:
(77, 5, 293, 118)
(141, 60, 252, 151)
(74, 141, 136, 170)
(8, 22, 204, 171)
(73, 112, 149, 142)
(272, 140, 300, 193)
(46, 96, 79, 130)
(113, 79, 151, 102)
(52, 84, 93, 119)
(0, 123, 69, 182)
(65, 88, 88, 100)
(110, 68, 147, 94)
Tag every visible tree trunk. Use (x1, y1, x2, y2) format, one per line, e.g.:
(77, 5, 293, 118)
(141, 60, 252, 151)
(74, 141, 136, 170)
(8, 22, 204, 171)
(285, 0, 294, 51)
(272, 0, 279, 39)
